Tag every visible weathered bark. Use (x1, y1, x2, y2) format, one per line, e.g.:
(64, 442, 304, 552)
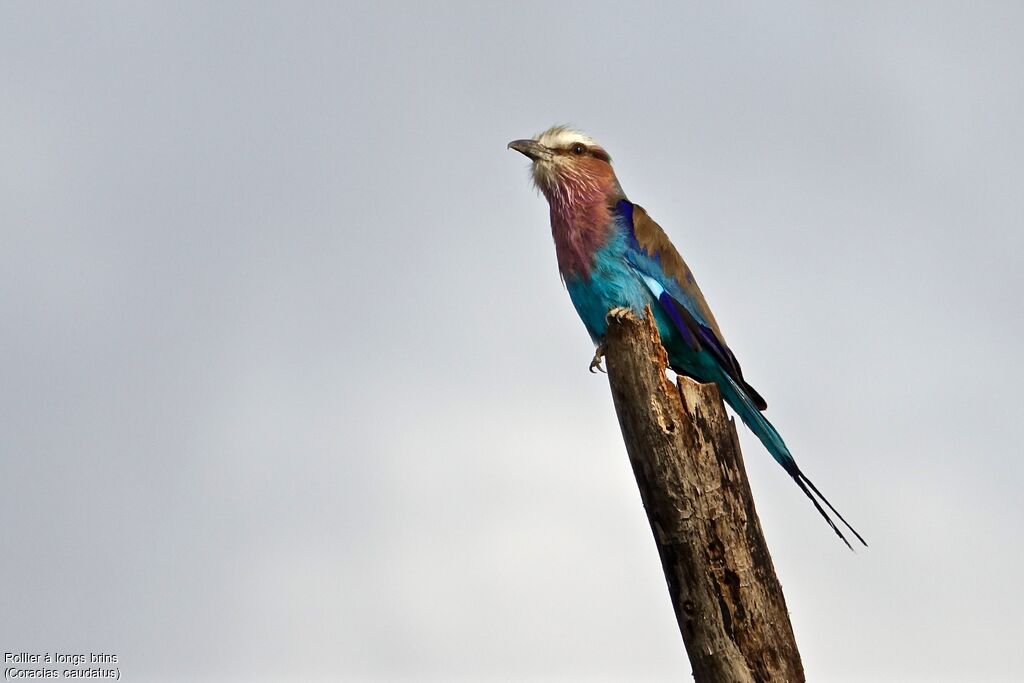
(603, 308, 804, 683)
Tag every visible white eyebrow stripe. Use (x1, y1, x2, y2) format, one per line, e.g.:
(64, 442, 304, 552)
(535, 126, 597, 150)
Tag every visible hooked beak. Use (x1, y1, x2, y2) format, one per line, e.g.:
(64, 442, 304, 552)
(508, 139, 551, 161)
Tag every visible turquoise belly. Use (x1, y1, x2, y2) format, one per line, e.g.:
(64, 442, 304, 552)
(564, 239, 665, 342)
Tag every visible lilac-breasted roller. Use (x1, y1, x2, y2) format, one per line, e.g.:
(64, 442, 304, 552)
(509, 126, 865, 549)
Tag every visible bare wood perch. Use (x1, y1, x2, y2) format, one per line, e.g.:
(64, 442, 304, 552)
(603, 308, 804, 683)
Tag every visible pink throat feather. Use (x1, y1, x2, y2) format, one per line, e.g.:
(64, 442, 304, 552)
(541, 172, 619, 279)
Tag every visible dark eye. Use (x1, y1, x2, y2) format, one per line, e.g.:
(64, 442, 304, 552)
(571, 143, 587, 155)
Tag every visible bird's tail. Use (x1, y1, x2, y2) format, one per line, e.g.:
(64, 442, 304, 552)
(713, 371, 867, 550)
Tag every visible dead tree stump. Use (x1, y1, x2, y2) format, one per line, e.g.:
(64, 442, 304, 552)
(603, 308, 804, 683)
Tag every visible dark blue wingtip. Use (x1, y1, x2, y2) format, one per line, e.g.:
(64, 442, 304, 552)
(658, 292, 700, 351)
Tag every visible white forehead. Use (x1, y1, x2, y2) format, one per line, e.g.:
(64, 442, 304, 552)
(536, 125, 597, 150)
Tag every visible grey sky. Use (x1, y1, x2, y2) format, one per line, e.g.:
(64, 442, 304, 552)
(2, 2, 1022, 681)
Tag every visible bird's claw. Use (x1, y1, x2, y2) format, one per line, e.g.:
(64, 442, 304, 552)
(589, 343, 607, 374)
(606, 306, 636, 323)
(590, 310, 633, 373)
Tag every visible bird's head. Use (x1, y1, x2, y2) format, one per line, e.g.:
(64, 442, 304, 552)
(509, 126, 624, 276)
(508, 126, 621, 207)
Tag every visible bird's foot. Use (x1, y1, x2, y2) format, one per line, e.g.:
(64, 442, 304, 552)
(606, 306, 637, 323)
(589, 342, 607, 374)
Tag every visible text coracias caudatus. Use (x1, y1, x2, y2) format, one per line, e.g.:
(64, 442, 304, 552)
(509, 126, 865, 549)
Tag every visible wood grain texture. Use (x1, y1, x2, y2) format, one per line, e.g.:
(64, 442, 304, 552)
(603, 308, 804, 683)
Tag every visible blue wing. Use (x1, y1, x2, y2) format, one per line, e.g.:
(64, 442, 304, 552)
(609, 199, 867, 549)
(617, 199, 768, 411)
